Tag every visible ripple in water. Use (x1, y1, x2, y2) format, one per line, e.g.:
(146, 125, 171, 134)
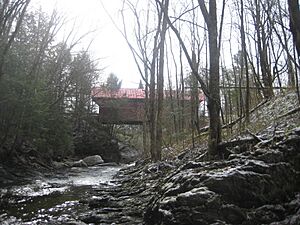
(0, 165, 122, 224)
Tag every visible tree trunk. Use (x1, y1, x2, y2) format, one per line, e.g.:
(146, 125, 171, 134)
(155, 0, 169, 162)
(240, 0, 250, 123)
(205, 0, 221, 156)
(288, 0, 300, 104)
(288, 0, 300, 59)
(166, 0, 221, 156)
(254, 0, 274, 99)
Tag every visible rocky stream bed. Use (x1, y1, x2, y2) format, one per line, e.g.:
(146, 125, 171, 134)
(0, 164, 123, 225)
(79, 127, 300, 225)
(1, 126, 300, 225)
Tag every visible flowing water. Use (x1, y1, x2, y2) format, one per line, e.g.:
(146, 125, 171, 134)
(0, 164, 123, 224)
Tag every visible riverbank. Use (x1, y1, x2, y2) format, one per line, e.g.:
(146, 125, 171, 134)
(78, 126, 300, 225)
(0, 139, 140, 186)
(77, 93, 300, 225)
(3, 126, 299, 225)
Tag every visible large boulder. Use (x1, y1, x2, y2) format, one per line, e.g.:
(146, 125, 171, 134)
(82, 155, 104, 166)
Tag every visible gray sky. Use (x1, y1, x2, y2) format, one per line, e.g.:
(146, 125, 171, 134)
(31, 0, 140, 88)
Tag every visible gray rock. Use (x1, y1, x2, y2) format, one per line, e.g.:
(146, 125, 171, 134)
(248, 204, 285, 224)
(72, 160, 88, 167)
(79, 213, 103, 224)
(144, 150, 298, 225)
(82, 155, 104, 166)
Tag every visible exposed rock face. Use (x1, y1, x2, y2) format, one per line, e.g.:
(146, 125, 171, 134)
(82, 155, 104, 166)
(144, 128, 300, 225)
(145, 160, 298, 224)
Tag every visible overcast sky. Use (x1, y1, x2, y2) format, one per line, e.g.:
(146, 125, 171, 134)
(31, 0, 140, 88)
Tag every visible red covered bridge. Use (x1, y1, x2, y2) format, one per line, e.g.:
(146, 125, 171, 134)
(92, 87, 205, 125)
(92, 88, 146, 124)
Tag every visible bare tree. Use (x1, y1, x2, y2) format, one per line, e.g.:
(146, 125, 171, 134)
(198, 0, 222, 156)
(164, 0, 222, 156)
(249, 0, 274, 99)
(116, 0, 169, 161)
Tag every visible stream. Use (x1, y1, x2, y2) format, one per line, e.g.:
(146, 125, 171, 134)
(0, 164, 123, 224)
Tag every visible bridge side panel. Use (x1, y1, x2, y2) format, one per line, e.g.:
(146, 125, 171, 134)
(96, 99, 145, 124)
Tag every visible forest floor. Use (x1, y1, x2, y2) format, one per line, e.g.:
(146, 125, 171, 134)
(78, 91, 300, 225)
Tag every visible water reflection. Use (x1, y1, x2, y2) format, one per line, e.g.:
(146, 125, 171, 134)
(0, 165, 122, 224)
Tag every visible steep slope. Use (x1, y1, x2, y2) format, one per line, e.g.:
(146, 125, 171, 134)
(144, 92, 300, 225)
(80, 92, 300, 225)
(247, 92, 300, 137)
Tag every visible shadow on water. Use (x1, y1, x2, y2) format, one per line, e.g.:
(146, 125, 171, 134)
(0, 165, 122, 224)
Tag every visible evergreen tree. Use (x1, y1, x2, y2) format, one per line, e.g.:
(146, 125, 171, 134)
(105, 73, 122, 92)
(138, 80, 144, 89)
